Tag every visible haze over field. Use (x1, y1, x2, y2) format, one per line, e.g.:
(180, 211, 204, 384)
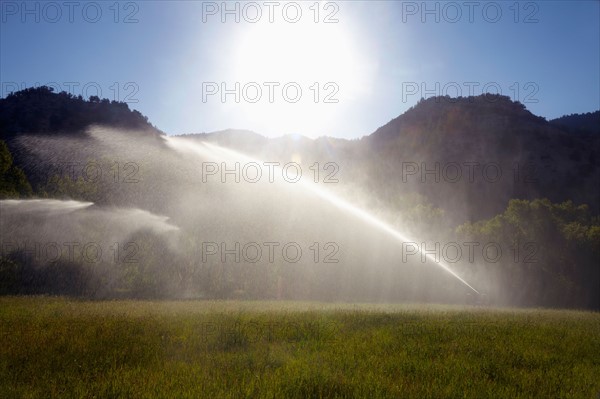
(0, 87, 598, 309)
(0, 1, 599, 308)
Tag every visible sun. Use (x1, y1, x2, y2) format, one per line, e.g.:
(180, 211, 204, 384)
(217, 11, 372, 137)
(233, 17, 357, 86)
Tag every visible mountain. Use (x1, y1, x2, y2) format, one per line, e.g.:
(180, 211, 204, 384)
(551, 110, 600, 134)
(2, 88, 598, 222)
(0, 86, 162, 139)
(184, 95, 600, 222)
(1, 88, 599, 307)
(361, 95, 600, 220)
(0, 86, 166, 193)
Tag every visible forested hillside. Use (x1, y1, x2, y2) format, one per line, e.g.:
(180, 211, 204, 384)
(1, 88, 598, 308)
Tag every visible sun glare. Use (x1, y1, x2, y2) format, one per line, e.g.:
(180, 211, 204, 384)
(220, 14, 372, 137)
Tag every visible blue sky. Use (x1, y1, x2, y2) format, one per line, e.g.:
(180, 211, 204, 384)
(1, 1, 599, 138)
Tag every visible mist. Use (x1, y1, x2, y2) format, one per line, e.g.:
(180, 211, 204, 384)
(0, 125, 484, 301)
(0, 90, 597, 308)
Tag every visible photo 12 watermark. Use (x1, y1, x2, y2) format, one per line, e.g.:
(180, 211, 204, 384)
(400, 161, 539, 184)
(200, 161, 339, 184)
(399, 1, 540, 24)
(1, 241, 140, 264)
(202, 82, 339, 104)
(44, 161, 140, 184)
(199, 241, 340, 264)
(201, 1, 339, 24)
(1, 81, 140, 103)
(401, 241, 538, 264)
(1, 1, 140, 23)
(401, 81, 539, 104)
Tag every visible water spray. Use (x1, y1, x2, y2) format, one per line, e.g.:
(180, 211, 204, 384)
(164, 136, 480, 294)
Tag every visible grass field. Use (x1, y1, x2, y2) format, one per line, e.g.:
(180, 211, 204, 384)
(1, 297, 599, 398)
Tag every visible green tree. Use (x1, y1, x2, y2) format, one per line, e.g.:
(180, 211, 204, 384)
(0, 140, 32, 198)
(457, 199, 600, 309)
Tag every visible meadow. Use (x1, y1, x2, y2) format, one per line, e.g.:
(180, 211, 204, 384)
(1, 297, 599, 398)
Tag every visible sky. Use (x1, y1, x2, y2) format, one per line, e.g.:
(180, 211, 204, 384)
(1, 0, 599, 139)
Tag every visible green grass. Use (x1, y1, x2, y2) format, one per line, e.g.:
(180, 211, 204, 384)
(1, 297, 599, 398)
